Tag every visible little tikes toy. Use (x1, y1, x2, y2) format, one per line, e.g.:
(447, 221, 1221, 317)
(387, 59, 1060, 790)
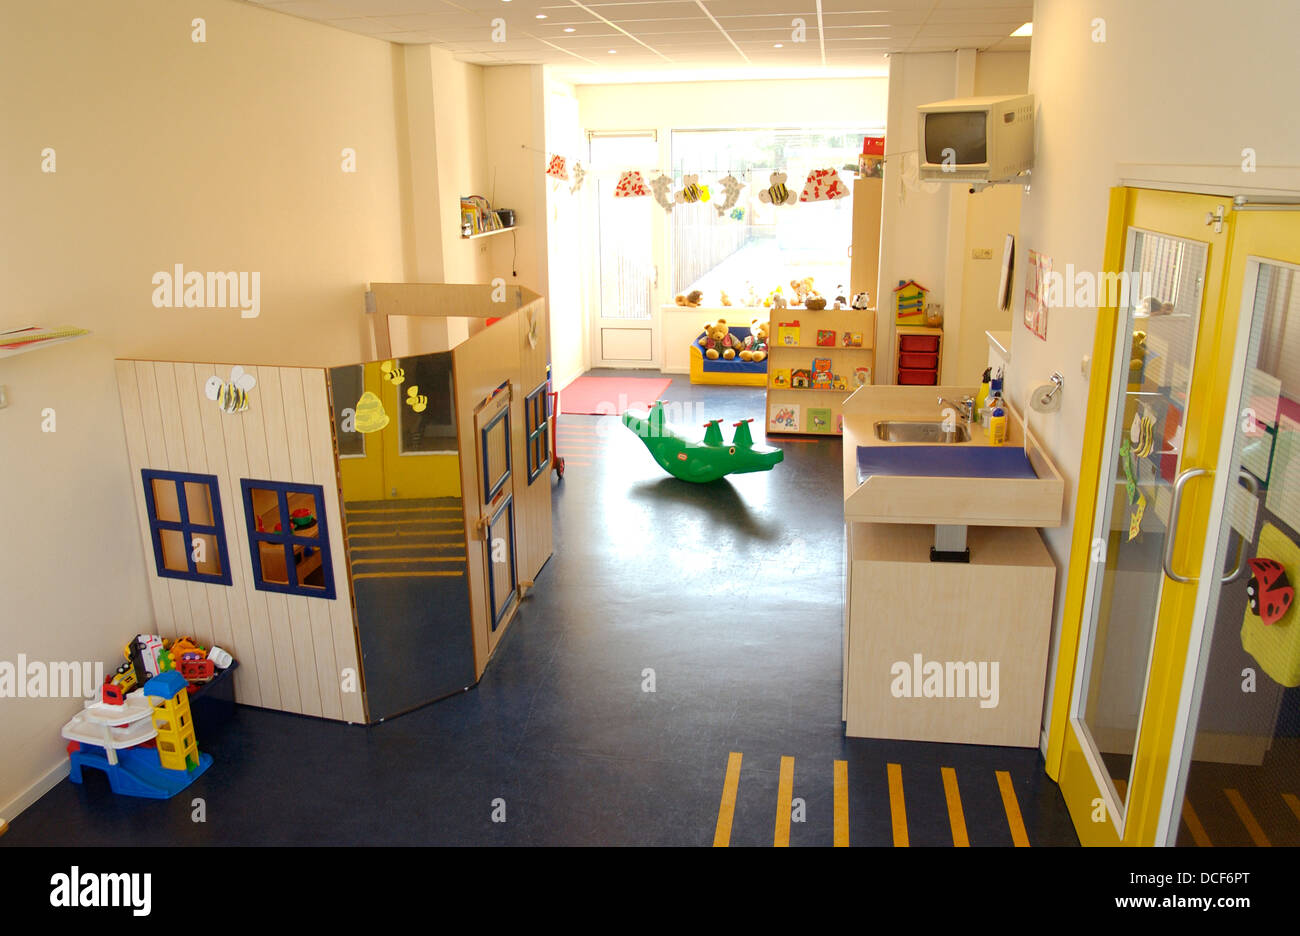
(622, 402, 783, 483)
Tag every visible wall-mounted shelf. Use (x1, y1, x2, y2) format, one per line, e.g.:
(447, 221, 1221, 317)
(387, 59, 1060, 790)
(461, 225, 517, 241)
(0, 325, 90, 360)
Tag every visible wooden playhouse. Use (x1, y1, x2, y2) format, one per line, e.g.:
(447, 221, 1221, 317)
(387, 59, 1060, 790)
(114, 283, 553, 723)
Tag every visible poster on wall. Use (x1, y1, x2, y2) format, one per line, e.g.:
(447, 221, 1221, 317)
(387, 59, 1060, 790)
(1024, 249, 1050, 341)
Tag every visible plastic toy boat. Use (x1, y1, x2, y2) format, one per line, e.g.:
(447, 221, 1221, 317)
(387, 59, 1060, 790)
(622, 401, 784, 483)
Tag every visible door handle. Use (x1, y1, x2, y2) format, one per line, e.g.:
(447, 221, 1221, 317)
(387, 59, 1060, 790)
(1221, 470, 1260, 583)
(1163, 468, 1212, 583)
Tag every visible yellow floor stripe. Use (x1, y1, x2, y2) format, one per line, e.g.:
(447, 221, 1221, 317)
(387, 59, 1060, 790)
(1224, 788, 1271, 846)
(346, 518, 462, 527)
(887, 763, 908, 847)
(352, 571, 463, 579)
(941, 767, 969, 847)
(348, 542, 463, 551)
(713, 752, 743, 847)
(833, 760, 849, 847)
(346, 531, 463, 540)
(345, 506, 461, 514)
(995, 771, 1030, 847)
(1182, 799, 1213, 847)
(351, 557, 465, 565)
(1282, 792, 1300, 827)
(774, 755, 795, 847)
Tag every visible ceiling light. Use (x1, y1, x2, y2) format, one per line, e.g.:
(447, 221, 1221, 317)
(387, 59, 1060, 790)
(774, 43, 783, 48)
(1010, 22, 1032, 37)
(564, 27, 575, 33)
(535, 13, 546, 18)
(608, 49, 617, 54)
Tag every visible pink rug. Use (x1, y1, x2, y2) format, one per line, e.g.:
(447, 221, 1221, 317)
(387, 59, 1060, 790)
(559, 376, 673, 416)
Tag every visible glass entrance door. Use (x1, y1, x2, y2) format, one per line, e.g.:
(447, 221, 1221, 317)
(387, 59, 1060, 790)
(1163, 213, 1300, 845)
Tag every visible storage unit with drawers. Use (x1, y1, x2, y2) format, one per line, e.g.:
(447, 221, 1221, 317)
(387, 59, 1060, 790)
(895, 325, 943, 385)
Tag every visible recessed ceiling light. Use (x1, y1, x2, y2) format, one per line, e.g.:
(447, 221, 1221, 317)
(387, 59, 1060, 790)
(1010, 22, 1032, 37)
(564, 27, 575, 32)
(535, 13, 547, 18)
(608, 49, 616, 54)
(774, 43, 783, 48)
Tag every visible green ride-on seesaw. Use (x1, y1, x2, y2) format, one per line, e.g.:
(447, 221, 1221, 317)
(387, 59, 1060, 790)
(621, 401, 784, 483)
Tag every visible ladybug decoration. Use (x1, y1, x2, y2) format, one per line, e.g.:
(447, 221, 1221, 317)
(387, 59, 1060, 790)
(1246, 557, 1294, 627)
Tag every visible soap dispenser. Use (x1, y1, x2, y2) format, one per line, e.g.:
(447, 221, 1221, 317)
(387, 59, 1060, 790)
(974, 367, 992, 416)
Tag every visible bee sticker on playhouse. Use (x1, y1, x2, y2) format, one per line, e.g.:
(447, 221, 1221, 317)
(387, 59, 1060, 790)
(204, 366, 255, 414)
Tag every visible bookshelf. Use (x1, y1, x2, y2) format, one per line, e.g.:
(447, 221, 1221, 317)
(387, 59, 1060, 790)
(764, 309, 875, 436)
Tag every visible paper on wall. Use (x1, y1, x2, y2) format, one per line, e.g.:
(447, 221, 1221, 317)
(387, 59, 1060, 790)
(1265, 416, 1300, 535)
(1227, 480, 1260, 541)
(1144, 333, 1169, 386)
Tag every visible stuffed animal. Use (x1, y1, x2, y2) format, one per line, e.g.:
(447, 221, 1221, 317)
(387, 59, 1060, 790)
(739, 320, 769, 363)
(719, 290, 732, 307)
(675, 289, 703, 308)
(742, 283, 761, 308)
(833, 284, 848, 310)
(698, 319, 738, 360)
(851, 291, 871, 310)
(764, 287, 787, 311)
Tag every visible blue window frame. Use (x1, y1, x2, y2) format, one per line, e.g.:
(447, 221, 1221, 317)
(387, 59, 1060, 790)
(141, 469, 232, 586)
(481, 405, 512, 503)
(525, 381, 550, 484)
(487, 495, 518, 632)
(240, 479, 336, 600)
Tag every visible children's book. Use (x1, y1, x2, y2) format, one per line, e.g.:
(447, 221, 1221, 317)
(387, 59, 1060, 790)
(816, 329, 836, 347)
(854, 366, 872, 387)
(807, 407, 831, 433)
(842, 331, 863, 347)
(777, 320, 801, 346)
(790, 368, 812, 389)
(769, 404, 800, 432)
(771, 369, 790, 389)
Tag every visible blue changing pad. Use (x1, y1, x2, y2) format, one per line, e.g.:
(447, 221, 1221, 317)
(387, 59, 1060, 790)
(857, 444, 1038, 484)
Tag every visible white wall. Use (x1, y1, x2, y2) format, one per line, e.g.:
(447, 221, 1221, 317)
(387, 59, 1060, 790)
(0, 0, 407, 817)
(544, 78, 590, 390)
(877, 50, 1028, 382)
(1018, 0, 1300, 741)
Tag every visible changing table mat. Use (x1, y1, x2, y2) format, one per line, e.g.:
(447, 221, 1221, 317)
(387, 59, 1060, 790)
(857, 444, 1038, 484)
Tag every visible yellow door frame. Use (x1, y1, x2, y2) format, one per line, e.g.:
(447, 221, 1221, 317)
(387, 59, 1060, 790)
(1045, 187, 1235, 845)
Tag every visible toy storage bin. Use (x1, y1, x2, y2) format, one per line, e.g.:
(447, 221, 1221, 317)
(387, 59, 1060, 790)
(898, 334, 940, 353)
(898, 351, 939, 369)
(898, 367, 938, 385)
(189, 659, 239, 735)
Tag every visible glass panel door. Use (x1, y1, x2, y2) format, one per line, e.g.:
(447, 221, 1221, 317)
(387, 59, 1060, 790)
(1072, 228, 1209, 829)
(1170, 257, 1300, 845)
(589, 131, 660, 367)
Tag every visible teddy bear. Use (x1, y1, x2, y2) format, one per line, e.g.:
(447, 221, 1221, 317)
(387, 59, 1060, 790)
(739, 319, 769, 363)
(719, 290, 732, 307)
(676, 289, 703, 308)
(698, 319, 738, 360)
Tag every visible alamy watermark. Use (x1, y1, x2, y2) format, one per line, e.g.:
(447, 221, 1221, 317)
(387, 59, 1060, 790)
(890, 654, 1000, 709)
(0, 655, 105, 699)
(151, 264, 260, 318)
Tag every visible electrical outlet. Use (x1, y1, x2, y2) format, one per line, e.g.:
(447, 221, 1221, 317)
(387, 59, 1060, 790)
(971, 247, 994, 260)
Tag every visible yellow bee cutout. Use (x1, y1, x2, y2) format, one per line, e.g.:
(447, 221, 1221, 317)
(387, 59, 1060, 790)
(380, 359, 405, 385)
(758, 171, 798, 206)
(675, 174, 711, 204)
(204, 365, 256, 414)
(406, 385, 427, 413)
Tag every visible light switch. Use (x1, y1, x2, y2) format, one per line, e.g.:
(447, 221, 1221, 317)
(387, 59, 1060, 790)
(971, 247, 993, 260)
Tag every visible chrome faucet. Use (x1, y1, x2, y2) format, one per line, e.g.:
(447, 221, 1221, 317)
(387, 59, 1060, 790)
(938, 396, 975, 424)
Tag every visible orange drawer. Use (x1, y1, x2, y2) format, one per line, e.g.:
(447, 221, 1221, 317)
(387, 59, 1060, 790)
(897, 367, 938, 385)
(899, 351, 939, 369)
(898, 335, 940, 353)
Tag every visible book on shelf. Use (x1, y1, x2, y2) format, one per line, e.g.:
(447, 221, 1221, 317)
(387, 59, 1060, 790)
(460, 195, 504, 236)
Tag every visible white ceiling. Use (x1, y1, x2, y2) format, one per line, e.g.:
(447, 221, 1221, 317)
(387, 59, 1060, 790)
(245, 0, 1031, 83)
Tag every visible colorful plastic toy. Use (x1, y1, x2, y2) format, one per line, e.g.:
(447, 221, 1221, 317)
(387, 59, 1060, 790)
(622, 402, 783, 483)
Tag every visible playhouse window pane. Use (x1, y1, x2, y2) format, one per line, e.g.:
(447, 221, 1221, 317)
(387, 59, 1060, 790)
(157, 528, 189, 572)
(398, 353, 457, 454)
(190, 532, 223, 576)
(249, 487, 282, 534)
(258, 541, 289, 584)
(294, 545, 326, 590)
(184, 481, 214, 526)
(285, 490, 321, 539)
(151, 478, 181, 523)
(485, 415, 509, 492)
(331, 364, 365, 457)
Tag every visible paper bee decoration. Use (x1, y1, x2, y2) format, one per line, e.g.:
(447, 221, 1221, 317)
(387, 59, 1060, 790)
(380, 359, 405, 385)
(353, 391, 389, 433)
(799, 167, 850, 202)
(570, 161, 586, 194)
(675, 174, 711, 204)
(405, 385, 428, 413)
(614, 170, 650, 198)
(649, 173, 675, 212)
(204, 365, 255, 414)
(546, 154, 569, 181)
(1247, 557, 1295, 627)
(713, 174, 744, 217)
(758, 172, 798, 206)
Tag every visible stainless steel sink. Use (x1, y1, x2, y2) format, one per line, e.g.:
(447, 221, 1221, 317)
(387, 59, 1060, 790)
(874, 420, 970, 443)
